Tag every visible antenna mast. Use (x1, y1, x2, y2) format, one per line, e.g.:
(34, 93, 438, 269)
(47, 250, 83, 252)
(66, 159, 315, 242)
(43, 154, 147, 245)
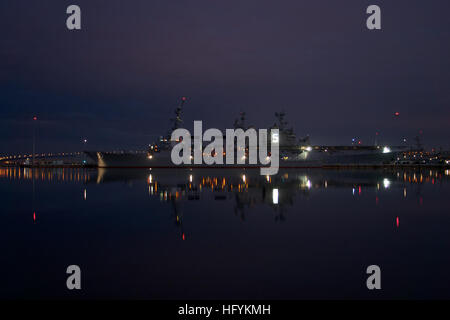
(167, 97, 187, 138)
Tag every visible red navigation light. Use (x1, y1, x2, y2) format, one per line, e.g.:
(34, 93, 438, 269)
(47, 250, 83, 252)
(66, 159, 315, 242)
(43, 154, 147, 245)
(182, 97, 187, 101)
(182, 233, 186, 241)
(394, 112, 400, 117)
(33, 116, 37, 121)
(33, 212, 36, 221)
(396, 217, 399, 227)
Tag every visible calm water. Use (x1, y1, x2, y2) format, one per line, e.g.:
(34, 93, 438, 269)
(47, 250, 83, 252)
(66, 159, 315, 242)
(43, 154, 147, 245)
(1, 167, 449, 299)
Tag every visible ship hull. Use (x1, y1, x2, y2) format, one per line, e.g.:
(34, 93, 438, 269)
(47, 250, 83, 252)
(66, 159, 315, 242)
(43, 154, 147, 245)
(86, 150, 397, 168)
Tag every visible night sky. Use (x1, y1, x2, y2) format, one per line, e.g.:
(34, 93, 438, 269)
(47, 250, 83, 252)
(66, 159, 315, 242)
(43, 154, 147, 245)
(1, 0, 449, 154)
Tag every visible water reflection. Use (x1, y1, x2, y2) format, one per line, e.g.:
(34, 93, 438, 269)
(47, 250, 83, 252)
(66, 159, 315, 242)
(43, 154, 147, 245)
(1, 166, 446, 185)
(1, 166, 450, 299)
(1, 166, 447, 228)
(1, 166, 447, 202)
(0, 167, 92, 182)
(91, 167, 446, 223)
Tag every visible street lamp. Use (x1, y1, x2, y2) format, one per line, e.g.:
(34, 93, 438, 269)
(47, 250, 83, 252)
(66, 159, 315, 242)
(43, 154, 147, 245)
(82, 139, 88, 165)
(32, 116, 38, 167)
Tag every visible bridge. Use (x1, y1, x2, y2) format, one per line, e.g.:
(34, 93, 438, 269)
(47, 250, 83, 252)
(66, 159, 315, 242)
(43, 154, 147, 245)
(0, 152, 87, 167)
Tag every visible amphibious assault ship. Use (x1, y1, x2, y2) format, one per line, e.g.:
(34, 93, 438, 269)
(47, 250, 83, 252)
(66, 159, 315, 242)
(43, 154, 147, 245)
(86, 98, 403, 168)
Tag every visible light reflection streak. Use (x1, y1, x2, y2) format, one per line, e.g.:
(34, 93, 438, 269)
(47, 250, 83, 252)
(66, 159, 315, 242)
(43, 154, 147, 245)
(1, 166, 448, 238)
(272, 188, 279, 204)
(0, 167, 91, 182)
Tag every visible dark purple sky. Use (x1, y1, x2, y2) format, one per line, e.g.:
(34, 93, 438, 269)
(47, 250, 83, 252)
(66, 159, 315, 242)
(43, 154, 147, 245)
(1, 0, 449, 154)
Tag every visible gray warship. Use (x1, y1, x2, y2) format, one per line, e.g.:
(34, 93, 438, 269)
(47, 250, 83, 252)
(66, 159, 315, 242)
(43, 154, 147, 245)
(86, 98, 404, 168)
